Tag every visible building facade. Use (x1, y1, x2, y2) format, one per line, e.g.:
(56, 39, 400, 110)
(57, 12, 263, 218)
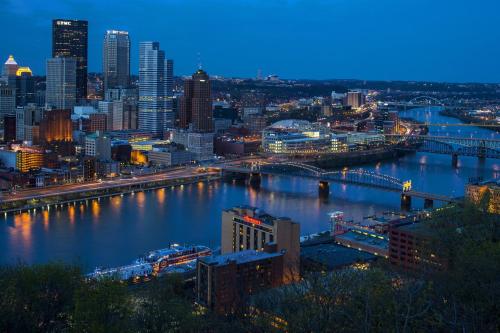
(221, 206, 300, 282)
(15, 68, 35, 107)
(196, 247, 284, 313)
(344, 91, 365, 109)
(138, 41, 173, 137)
(39, 109, 72, 143)
(52, 19, 88, 100)
(103, 30, 130, 92)
(389, 222, 443, 271)
(85, 131, 111, 161)
(179, 69, 213, 132)
(0, 84, 15, 130)
(45, 57, 77, 110)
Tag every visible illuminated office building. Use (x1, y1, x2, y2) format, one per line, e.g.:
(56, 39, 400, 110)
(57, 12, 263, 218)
(52, 19, 88, 100)
(138, 41, 173, 136)
(45, 57, 76, 110)
(103, 30, 130, 91)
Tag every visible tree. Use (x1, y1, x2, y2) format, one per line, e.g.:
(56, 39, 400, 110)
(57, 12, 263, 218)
(0, 262, 82, 332)
(72, 278, 132, 333)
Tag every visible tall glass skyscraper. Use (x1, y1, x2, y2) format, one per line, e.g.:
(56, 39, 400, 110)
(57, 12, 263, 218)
(103, 30, 130, 92)
(138, 41, 173, 137)
(45, 57, 77, 110)
(52, 19, 88, 100)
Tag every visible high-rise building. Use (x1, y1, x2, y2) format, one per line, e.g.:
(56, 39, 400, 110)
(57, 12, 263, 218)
(103, 30, 130, 92)
(89, 112, 107, 133)
(138, 41, 173, 137)
(2, 55, 19, 86)
(165, 59, 174, 109)
(45, 57, 76, 110)
(85, 131, 111, 161)
(221, 206, 301, 283)
(3, 114, 16, 141)
(16, 104, 41, 142)
(103, 87, 138, 130)
(0, 84, 16, 130)
(40, 109, 72, 143)
(15, 67, 35, 107)
(98, 100, 123, 131)
(179, 69, 213, 132)
(52, 19, 88, 100)
(344, 91, 365, 109)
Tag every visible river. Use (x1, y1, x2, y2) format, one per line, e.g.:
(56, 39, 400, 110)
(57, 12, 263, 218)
(1, 107, 498, 270)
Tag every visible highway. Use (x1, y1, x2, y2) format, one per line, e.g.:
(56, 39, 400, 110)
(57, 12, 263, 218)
(0, 167, 218, 203)
(0, 156, 265, 204)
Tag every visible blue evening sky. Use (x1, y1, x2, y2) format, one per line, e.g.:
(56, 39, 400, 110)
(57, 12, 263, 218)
(0, 0, 499, 82)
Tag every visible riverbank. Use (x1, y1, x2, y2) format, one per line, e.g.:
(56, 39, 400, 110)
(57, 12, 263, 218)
(0, 173, 220, 215)
(440, 109, 500, 131)
(308, 146, 408, 169)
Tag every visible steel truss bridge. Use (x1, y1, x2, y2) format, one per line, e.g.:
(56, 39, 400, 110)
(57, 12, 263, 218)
(407, 96, 444, 106)
(387, 135, 500, 159)
(385, 96, 445, 108)
(219, 162, 459, 206)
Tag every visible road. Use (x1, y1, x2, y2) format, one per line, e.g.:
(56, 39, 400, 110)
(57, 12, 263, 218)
(0, 156, 267, 204)
(0, 167, 218, 203)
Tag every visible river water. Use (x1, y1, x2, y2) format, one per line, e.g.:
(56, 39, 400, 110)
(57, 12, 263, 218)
(1, 107, 498, 270)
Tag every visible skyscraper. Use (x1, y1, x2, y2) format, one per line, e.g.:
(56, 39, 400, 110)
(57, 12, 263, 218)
(0, 84, 15, 130)
(52, 19, 88, 100)
(2, 55, 18, 88)
(179, 69, 213, 132)
(138, 41, 173, 137)
(2, 55, 18, 77)
(165, 59, 174, 109)
(103, 30, 130, 92)
(46, 57, 77, 110)
(15, 67, 35, 107)
(39, 109, 72, 143)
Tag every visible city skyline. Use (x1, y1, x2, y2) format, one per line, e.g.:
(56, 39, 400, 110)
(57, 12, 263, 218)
(1, 0, 499, 83)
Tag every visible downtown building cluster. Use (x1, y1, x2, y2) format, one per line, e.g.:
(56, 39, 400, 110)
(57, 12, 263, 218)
(0, 19, 215, 189)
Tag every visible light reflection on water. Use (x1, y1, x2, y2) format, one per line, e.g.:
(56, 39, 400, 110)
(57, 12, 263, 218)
(0, 107, 498, 269)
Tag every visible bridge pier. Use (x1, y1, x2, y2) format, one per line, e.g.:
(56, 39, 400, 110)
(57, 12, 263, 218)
(222, 170, 247, 183)
(424, 198, 434, 209)
(451, 153, 458, 168)
(401, 193, 412, 211)
(249, 172, 261, 188)
(318, 180, 329, 197)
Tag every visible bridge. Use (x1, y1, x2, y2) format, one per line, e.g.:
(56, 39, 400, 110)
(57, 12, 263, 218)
(387, 134, 500, 165)
(384, 96, 445, 109)
(217, 161, 460, 210)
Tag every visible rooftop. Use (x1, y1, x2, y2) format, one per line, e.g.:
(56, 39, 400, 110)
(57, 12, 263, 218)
(226, 205, 294, 226)
(200, 249, 283, 266)
(335, 230, 389, 251)
(268, 119, 312, 130)
(301, 242, 376, 270)
(4, 55, 17, 65)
